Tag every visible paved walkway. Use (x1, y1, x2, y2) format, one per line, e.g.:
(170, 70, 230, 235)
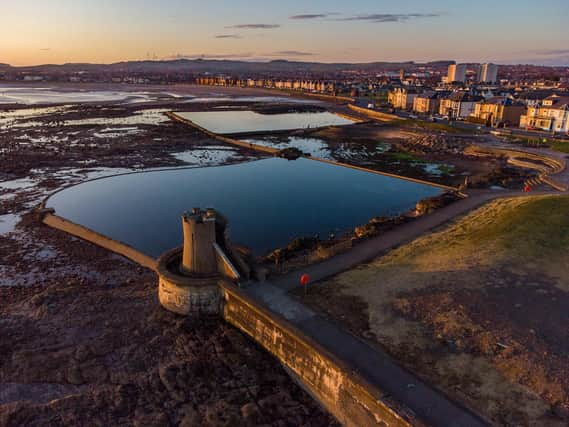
(243, 280, 489, 426)
(269, 189, 530, 292)
(243, 188, 565, 426)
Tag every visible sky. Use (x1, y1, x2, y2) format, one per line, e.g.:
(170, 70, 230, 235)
(1, 0, 568, 66)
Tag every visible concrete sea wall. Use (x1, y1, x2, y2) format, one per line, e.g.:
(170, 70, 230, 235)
(310, 157, 457, 191)
(347, 104, 402, 122)
(221, 283, 414, 427)
(298, 92, 355, 104)
(168, 111, 458, 192)
(42, 213, 157, 270)
(41, 207, 416, 425)
(166, 112, 279, 155)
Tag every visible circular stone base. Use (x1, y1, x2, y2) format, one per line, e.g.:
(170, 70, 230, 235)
(157, 247, 223, 316)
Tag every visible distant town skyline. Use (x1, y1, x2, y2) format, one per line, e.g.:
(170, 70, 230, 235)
(2, 0, 568, 67)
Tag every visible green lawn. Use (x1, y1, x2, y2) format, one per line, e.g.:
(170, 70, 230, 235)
(387, 151, 424, 163)
(550, 141, 569, 153)
(402, 119, 476, 134)
(381, 195, 569, 271)
(502, 135, 569, 154)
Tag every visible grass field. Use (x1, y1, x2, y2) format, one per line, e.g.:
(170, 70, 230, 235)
(550, 141, 569, 153)
(502, 135, 569, 154)
(300, 195, 569, 425)
(381, 195, 569, 281)
(402, 119, 477, 134)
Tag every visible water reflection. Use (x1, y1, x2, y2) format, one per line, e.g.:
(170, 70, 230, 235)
(47, 158, 441, 257)
(176, 111, 354, 134)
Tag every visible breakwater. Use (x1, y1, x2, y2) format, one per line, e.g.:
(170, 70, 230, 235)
(167, 111, 458, 192)
(38, 205, 418, 426)
(347, 104, 402, 122)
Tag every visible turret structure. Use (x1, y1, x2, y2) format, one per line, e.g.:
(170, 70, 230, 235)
(181, 208, 217, 275)
(156, 208, 242, 317)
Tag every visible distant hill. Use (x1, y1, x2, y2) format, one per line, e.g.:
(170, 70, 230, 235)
(3, 59, 563, 76)
(2, 59, 453, 75)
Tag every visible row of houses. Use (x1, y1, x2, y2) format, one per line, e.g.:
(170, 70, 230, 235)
(196, 76, 337, 95)
(388, 87, 569, 133)
(388, 88, 486, 118)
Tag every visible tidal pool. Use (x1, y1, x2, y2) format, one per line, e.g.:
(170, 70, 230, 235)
(176, 111, 354, 134)
(244, 137, 333, 159)
(46, 158, 442, 257)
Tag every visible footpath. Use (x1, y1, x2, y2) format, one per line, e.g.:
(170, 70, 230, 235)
(243, 188, 561, 426)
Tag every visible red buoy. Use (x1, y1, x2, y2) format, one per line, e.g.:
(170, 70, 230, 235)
(300, 274, 310, 286)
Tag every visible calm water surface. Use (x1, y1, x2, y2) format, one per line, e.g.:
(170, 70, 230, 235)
(47, 158, 441, 257)
(176, 110, 354, 134)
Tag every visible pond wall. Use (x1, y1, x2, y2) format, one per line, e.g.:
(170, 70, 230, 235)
(167, 111, 458, 192)
(42, 212, 157, 270)
(221, 282, 415, 427)
(39, 207, 418, 426)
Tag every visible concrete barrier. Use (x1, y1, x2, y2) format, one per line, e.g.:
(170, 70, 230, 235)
(347, 104, 402, 122)
(221, 283, 414, 427)
(192, 84, 355, 104)
(167, 112, 279, 155)
(42, 213, 157, 271)
(296, 92, 355, 104)
(333, 111, 368, 124)
(169, 111, 457, 192)
(41, 207, 415, 425)
(310, 157, 458, 191)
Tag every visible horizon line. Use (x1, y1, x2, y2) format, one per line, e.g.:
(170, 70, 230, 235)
(3, 58, 568, 68)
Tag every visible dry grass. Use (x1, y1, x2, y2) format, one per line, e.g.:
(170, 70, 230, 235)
(373, 195, 569, 288)
(307, 195, 569, 425)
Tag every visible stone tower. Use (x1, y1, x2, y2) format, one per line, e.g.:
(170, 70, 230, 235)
(157, 208, 242, 316)
(181, 208, 217, 275)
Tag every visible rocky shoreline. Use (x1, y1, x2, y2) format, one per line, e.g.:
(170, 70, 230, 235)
(0, 95, 338, 426)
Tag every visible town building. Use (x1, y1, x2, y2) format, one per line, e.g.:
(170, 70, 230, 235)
(470, 96, 525, 127)
(412, 92, 443, 115)
(515, 90, 556, 107)
(520, 94, 569, 133)
(439, 92, 483, 118)
(447, 63, 467, 83)
(477, 63, 499, 84)
(388, 87, 419, 110)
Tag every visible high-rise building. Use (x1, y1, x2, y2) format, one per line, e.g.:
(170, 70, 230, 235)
(477, 63, 498, 84)
(447, 63, 467, 83)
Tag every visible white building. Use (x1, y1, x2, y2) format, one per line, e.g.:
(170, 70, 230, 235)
(439, 92, 483, 119)
(447, 64, 467, 83)
(520, 94, 569, 133)
(477, 63, 498, 84)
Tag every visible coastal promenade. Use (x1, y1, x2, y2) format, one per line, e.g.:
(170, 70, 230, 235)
(263, 189, 548, 292)
(242, 189, 568, 426)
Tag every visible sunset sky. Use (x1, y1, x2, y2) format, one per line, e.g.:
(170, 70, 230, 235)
(2, 0, 568, 66)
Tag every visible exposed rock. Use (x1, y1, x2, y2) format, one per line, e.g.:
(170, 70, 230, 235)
(178, 404, 201, 427)
(240, 402, 261, 424)
(552, 402, 569, 420)
(415, 192, 461, 216)
(133, 411, 169, 427)
(66, 364, 84, 385)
